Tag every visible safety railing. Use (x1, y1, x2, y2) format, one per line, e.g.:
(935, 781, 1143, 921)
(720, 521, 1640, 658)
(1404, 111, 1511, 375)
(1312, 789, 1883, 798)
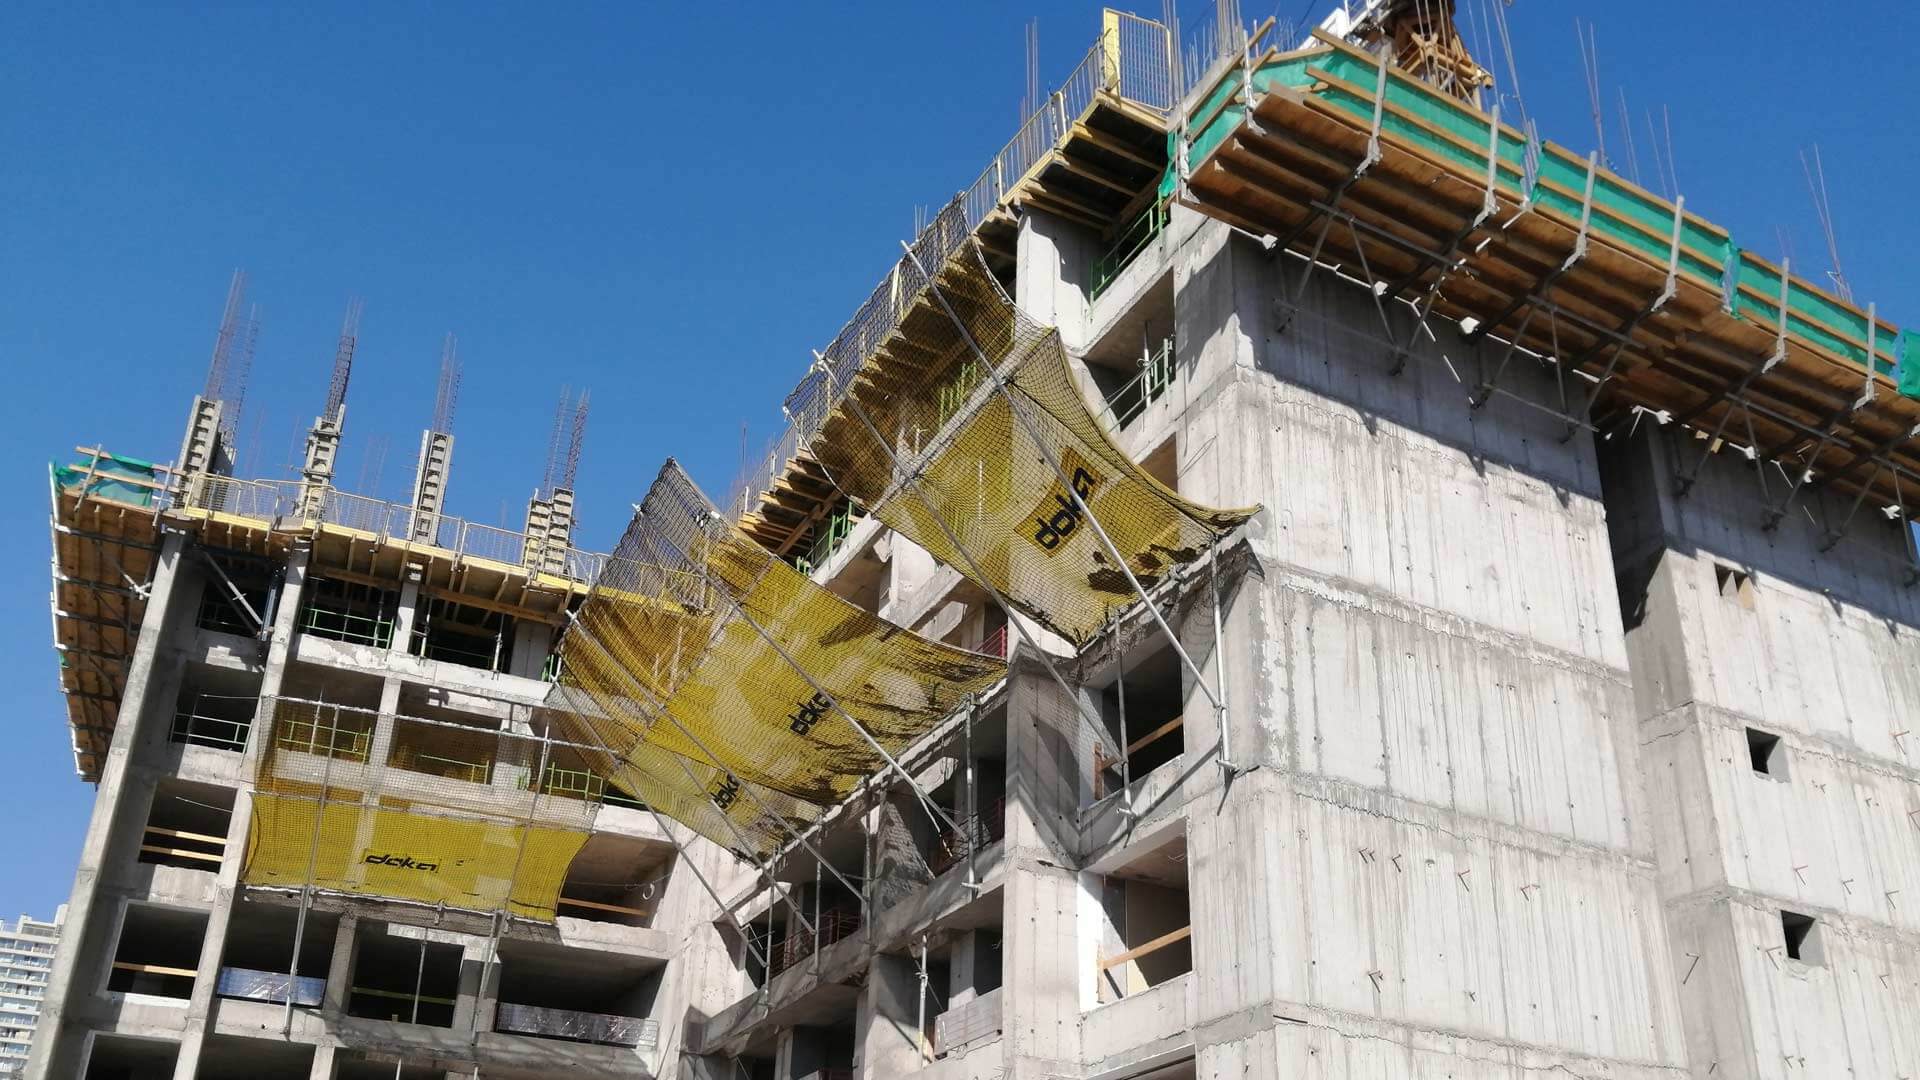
(274, 714, 373, 763)
(217, 967, 324, 1007)
(792, 502, 865, 575)
(1090, 193, 1172, 300)
(771, 907, 864, 976)
(494, 1003, 659, 1049)
(170, 711, 252, 753)
(927, 797, 1008, 877)
(174, 474, 607, 585)
(729, 13, 1183, 521)
(977, 623, 1010, 660)
(1095, 338, 1177, 432)
(301, 603, 394, 649)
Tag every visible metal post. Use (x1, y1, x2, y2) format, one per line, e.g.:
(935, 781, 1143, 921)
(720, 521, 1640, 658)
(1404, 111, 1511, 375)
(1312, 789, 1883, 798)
(963, 698, 978, 889)
(1210, 546, 1235, 774)
(1114, 611, 1133, 815)
(811, 859, 822, 975)
(899, 241, 1225, 716)
(916, 937, 931, 1064)
(284, 693, 336, 1034)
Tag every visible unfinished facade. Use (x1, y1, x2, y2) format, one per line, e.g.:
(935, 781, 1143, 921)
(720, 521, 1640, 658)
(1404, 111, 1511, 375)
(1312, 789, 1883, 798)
(32, 3, 1920, 1079)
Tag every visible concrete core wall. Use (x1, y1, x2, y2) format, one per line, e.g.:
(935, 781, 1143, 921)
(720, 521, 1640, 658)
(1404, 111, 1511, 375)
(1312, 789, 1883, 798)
(1603, 426, 1920, 1079)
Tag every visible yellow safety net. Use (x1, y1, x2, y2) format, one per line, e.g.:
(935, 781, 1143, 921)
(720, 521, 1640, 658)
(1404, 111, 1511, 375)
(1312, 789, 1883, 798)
(783, 203, 1260, 644)
(545, 464, 1006, 858)
(242, 697, 595, 920)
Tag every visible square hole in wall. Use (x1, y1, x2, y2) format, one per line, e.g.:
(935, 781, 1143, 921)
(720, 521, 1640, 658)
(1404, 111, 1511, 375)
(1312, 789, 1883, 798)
(1746, 727, 1787, 779)
(1780, 910, 1823, 965)
(1714, 563, 1756, 610)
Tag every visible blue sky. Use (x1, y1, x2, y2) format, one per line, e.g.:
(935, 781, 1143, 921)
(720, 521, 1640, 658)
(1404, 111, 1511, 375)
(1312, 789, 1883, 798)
(1, 1, 1914, 918)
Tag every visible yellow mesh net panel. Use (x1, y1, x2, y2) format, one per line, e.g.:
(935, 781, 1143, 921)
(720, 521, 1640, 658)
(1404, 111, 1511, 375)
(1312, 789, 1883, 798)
(242, 697, 595, 920)
(548, 465, 1006, 830)
(782, 203, 1260, 644)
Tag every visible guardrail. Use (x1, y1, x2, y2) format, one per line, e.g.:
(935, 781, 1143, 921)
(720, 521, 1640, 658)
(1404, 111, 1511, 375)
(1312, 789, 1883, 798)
(177, 474, 605, 585)
(728, 12, 1183, 520)
(494, 1003, 659, 1049)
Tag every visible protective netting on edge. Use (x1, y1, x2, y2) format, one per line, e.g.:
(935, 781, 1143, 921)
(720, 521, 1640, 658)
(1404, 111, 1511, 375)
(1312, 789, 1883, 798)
(786, 202, 1259, 644)
(243, 697, 596, 920)
(545, 462, 1006, 859)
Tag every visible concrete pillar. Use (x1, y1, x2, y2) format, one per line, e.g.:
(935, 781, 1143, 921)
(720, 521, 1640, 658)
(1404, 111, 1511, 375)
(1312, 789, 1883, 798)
(775, 1025, 827, 1080)
(1014, 209, 1097, 351)
(946, 931, 980, 1010)
(390, 564, 424, 657)
(452, 939, 491, 1035)
(169, 542, 315, 1079)
(855, 953, 923, 1079)
(320, 915, 360, 1017)
(28, 531, 191, 1080)
(506, 619, 553, 680)
(995, 669, 1087, 1077)
(307, 1042, 338, 1079)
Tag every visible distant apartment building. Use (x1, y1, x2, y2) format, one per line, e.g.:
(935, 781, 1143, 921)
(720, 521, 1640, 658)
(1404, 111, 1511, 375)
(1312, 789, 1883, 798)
(0, 909, 65, 1075)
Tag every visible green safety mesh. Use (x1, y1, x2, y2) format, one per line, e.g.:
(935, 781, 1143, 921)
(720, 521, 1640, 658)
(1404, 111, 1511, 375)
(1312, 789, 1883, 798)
(1730, 253, 1898, 373)
(1177, 38, 1905, 394)
(1901, 331, 1920, 400)
(52, 453, 161, 508)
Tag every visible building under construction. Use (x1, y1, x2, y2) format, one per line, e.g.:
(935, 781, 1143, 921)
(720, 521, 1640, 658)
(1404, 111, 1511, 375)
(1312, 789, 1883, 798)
(32, 3, 1920, 1078)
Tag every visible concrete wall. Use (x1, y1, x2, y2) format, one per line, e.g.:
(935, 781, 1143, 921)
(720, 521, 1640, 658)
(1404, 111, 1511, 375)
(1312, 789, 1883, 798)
(1604, 427, 1920, 1079)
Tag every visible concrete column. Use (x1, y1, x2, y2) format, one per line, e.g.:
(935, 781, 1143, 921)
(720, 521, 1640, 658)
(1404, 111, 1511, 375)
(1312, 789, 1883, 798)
(855, 953, 923, 1079)
(1014, 209, 1097, 351)
(307, 1041, 338, 1079)
(170, 542, 315, 1080)
(775, 1025, 827, 1080)
(28, 531, 191, 1080)
(320, 915, 360, 1017)
(946, 931, 980, 1010)
(506, 619, 552, 680)
(390, 564, 424, 656)
(996, 669, 1086, 1077)
(452, 939, 490, 1035)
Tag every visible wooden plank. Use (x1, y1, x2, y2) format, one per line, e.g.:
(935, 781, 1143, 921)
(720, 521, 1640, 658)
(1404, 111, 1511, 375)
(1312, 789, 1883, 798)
(1098, 926, 1192, 971)
(112, 961, 198, 978)
(559, 896, 648, 917)
(139, 844, 223, 864)
(145, 827, 229, 846)
(1126, 715, 1184, 758)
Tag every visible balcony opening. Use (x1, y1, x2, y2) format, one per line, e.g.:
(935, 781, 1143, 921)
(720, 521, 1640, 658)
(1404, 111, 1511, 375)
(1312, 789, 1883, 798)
(558, 833, 674, 927)
(922, 713, 1009, 880)
(139, 779, 232, 873)
(1714, 563, 1756, 610)
(787, 1018, 856, 1080)
(410, 595, 515, 673)
(1746, 727, 1788, 779)
(386, 710, 500, 787)
(1093, 642, 1185, 803)
(83, 1034, 179, 1079)
(347, 927, 462, 1027)
(933, 928, 1004, 1059)
(194, 1035, 314, 1080)
(193, 549, 275, 638)
(106, 904, 207, 1000)
(1094, 833, 1191, 1005)
(1781, 911, 1823, 965)
(773, 875, 864, 977)
(299, 576, 398, 648)
(217, 899, 335, 1008)
(170, 662, 261, 753)
(493, 940, 662, 1050)
(526, 724, 647, 812)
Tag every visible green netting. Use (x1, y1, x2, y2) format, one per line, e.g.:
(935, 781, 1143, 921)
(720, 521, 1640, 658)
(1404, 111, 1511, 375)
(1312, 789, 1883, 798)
(1179, 39, 1910, 392)
(52, 454, 161, 509)
(1901, 331, 1920, 400)
(1729, 254, 1896, 373)
(1532, 145, 1729, 287)
(1306, 49, 1529, 199)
